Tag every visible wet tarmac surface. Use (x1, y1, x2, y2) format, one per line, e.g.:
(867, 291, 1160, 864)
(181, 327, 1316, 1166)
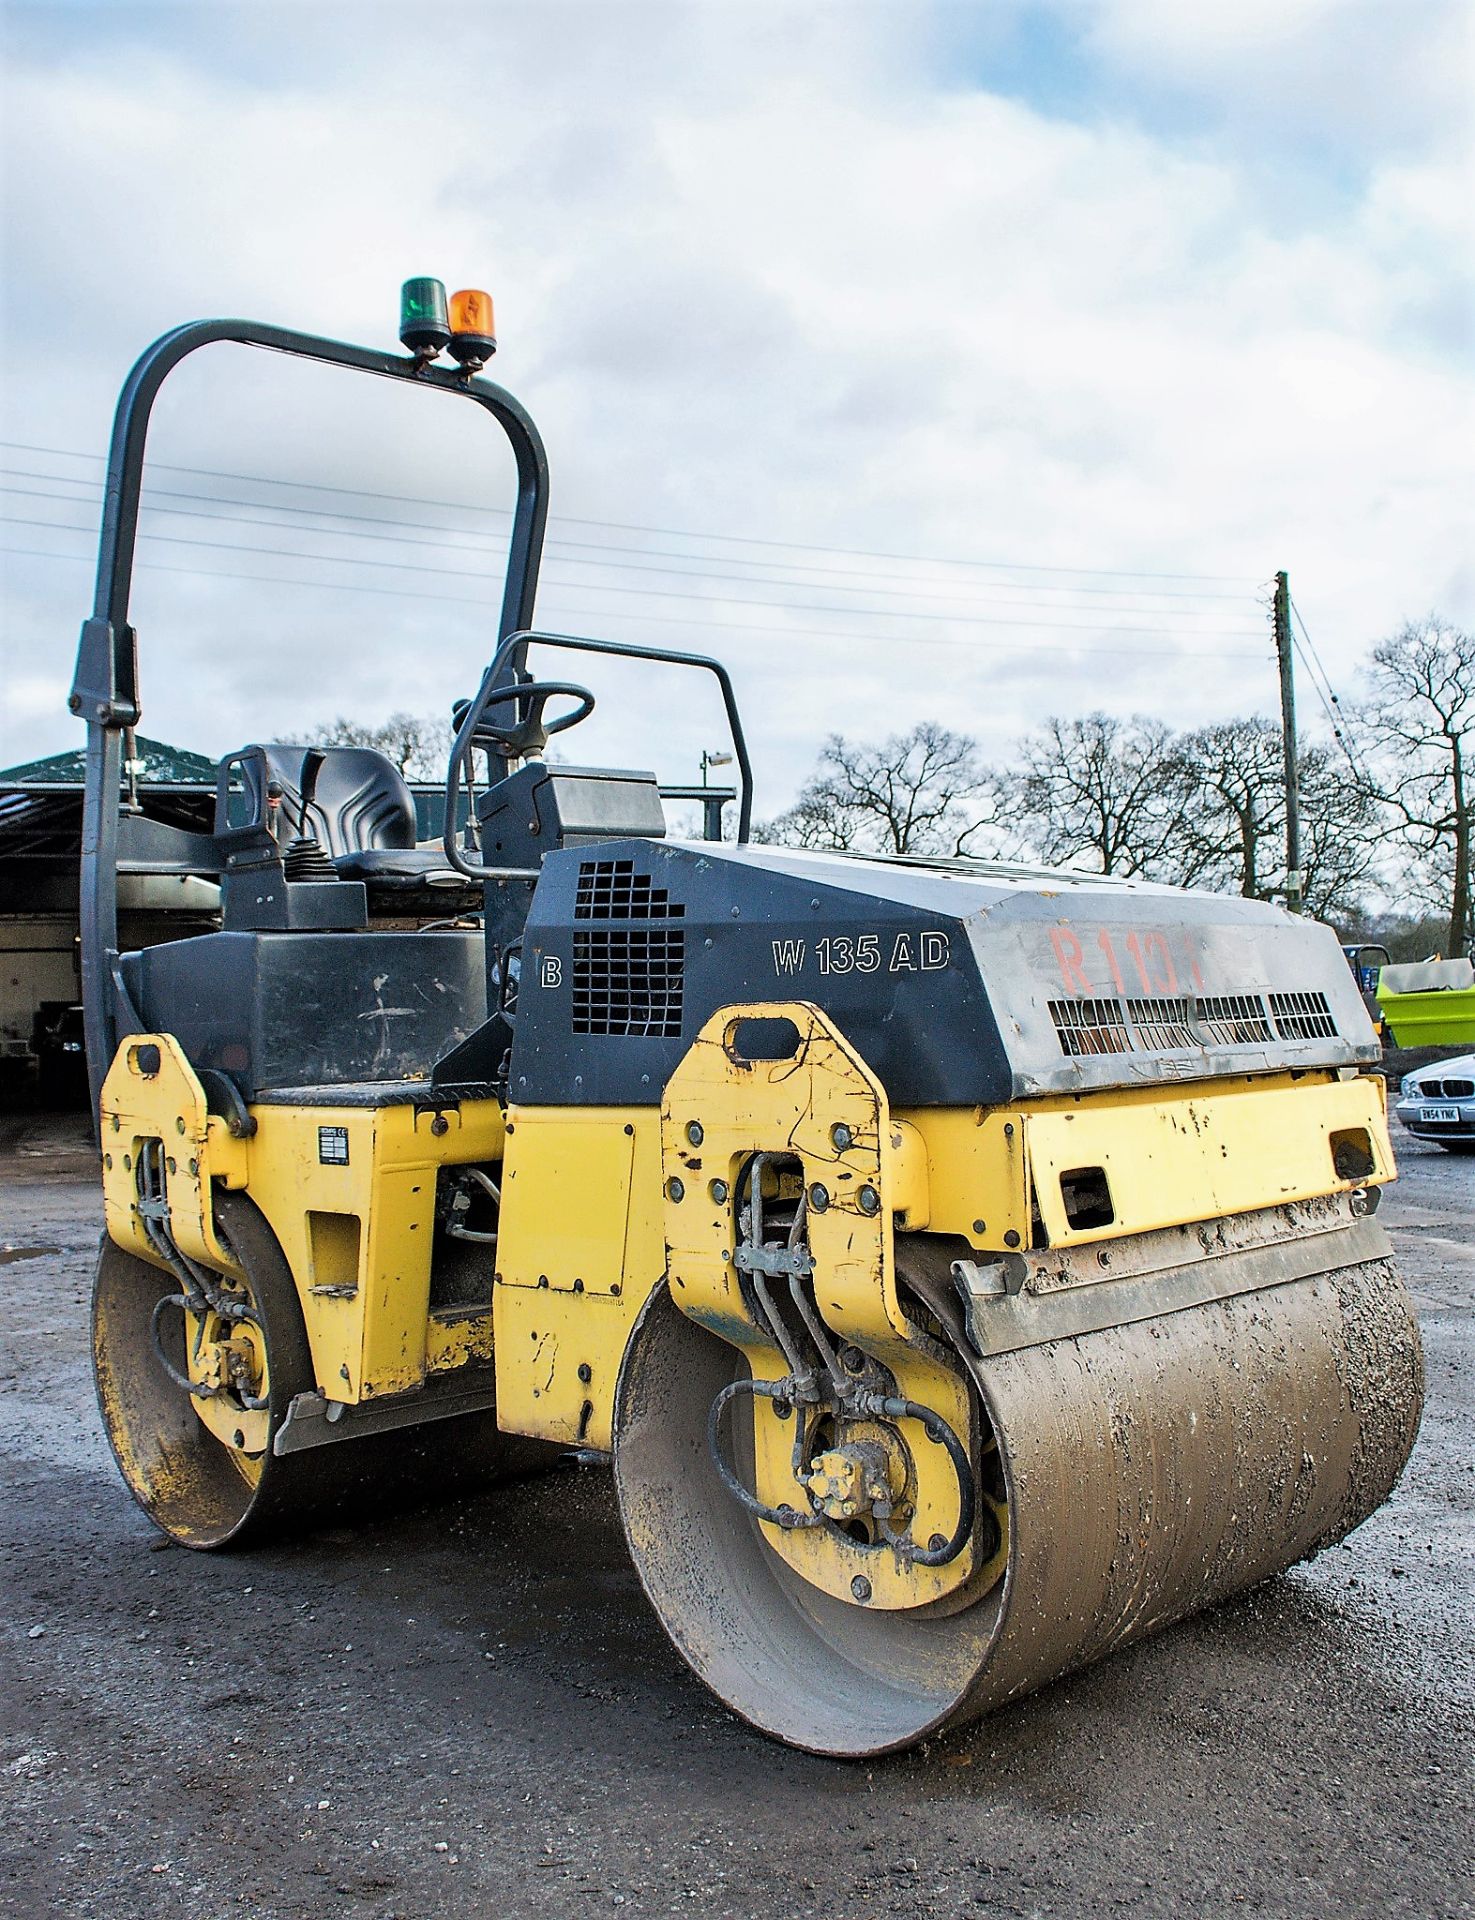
(1, 1111, 1471, 1919)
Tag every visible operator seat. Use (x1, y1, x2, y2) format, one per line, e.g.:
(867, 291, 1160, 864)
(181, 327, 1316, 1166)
(215, 744, 467, 892)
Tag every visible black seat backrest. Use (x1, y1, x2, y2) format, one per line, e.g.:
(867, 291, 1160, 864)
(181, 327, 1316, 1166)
(216, 745, 418, 857)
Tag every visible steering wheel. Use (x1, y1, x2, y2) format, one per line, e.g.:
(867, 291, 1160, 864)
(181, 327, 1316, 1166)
(452, 678, 596, 760)
(442, 669, 598, 880)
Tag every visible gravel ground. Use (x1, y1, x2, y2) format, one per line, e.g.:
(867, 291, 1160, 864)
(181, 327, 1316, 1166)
(1, 1110, 1471, 1920)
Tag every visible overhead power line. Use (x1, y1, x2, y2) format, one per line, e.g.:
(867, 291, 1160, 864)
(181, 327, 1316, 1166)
(0, 542, 1271, 663)
(0, 438, 1264, 588)
(1289, 597, 1371, 784)
(0, 509, 1270, 642)
(0, 475, 1256, 613)
(1289, 600, 1350, 718)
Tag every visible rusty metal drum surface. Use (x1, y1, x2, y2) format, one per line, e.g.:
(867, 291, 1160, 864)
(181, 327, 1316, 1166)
(612, 1243, 1424, 1758)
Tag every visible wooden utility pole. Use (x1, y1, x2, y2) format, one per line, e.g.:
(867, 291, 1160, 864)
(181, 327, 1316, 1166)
(1273, 570, 1303, 913)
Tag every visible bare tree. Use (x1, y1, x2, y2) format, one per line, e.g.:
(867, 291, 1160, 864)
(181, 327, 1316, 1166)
(1178, 719, 1377, 920)
(1008, 714, 1204, 881)
(1295, 742, 1381, 924)
(753, 780, 865, 851)
(1179, 719, 1284, 898)
(759, 702, 1383, 918)
(315, 711, 452, 781)
(1358, 617, 1475, 953)
(759, 724, 998, 857)
(1353, 908, 1453, 963)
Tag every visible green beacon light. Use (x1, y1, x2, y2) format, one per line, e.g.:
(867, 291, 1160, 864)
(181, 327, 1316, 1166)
(400, 277, 451, 359)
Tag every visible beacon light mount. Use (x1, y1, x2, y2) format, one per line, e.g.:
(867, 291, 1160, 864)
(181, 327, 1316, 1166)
(399, 279, 497, 371)
(399, 277, 451, 361)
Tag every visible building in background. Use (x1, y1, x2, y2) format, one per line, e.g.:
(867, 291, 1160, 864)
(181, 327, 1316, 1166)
(0, 738, 220, 1105)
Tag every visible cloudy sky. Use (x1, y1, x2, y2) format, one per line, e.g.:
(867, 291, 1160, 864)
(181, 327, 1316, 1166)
(1, 0, 1470, 814)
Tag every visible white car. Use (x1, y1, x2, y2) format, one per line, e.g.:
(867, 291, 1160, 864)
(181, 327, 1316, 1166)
(1395, 1053, 1475, 1154)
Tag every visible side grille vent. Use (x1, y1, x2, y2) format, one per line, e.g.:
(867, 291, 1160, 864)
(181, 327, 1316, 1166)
(572, 858, 685, 1038)
(1051, 987, 1341, 1059)
(1049, 999, 1132, 1057)
(1126, 997, 1195, 1050)
(575, 857, 688, 922)
(1196, 994, 1274, 1046)
(1269, 990, 1338, 1040)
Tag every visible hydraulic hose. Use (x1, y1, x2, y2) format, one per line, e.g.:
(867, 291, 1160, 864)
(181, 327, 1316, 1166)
(707, 1377, 823, 1531)
(867, 1395, 976, 1567)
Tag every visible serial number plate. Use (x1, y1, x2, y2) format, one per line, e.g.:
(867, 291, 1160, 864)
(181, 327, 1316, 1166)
(771, 931, 950, 977)
(1421, 1105, 1461, 1123)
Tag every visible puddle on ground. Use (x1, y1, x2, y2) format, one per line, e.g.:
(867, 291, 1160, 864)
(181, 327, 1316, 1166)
(0, 1246, 63, 1265)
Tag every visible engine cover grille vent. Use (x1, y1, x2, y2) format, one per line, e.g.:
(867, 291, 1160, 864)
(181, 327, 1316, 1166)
(572, 858, 685, 1038)
(1269, 990, 1338, 1040)
(1051, 988, 1341, 1059)
(1126, 997, 1195, 1050)
(1195, 994, 1274, 1046)
(1049, 998, 1132, 1057)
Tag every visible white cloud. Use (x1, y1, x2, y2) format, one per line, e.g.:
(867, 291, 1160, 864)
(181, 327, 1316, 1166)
(0, 0, 1469, 813)
(1061, 0, 1473, 154)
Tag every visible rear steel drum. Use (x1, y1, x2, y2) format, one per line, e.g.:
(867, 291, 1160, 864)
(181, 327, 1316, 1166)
(93, 1191, 549, 1549)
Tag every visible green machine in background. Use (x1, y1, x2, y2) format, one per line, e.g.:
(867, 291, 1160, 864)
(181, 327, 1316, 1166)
(1377, 957, 1475, 1047)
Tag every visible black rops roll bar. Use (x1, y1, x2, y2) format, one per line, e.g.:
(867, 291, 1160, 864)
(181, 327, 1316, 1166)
(68, 318, 550, 1118)
(441, 628, 754, 878)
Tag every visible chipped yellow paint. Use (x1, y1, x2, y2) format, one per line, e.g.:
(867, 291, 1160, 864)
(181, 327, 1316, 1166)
(99, 1035, 242, 1275)
(492, 1286, 644, 1450)
(899, 1067, 1393, 1252)
(660, 1001, 978, 1611)
(95, 1020, 1392, 1495)
(495, 1106, 642, 1294)
(892, 1107, 1031, 1251)
(426, 1309, 496, 1374)
(98, 1034, 506, 1404)
(491, 1107, 665, 1448)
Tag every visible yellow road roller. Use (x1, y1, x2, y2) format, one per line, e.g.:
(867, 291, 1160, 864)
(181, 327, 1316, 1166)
(73, 285, 1423, 1757)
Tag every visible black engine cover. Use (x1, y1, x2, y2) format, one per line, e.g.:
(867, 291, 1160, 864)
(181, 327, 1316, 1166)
(508, 840, 1377, 1110)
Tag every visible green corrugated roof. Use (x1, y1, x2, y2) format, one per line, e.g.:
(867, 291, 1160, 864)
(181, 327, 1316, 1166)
(0, 735, 217, 787)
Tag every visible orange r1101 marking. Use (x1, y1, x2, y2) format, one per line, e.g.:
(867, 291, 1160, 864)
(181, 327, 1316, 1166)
(1096, 928, 1125, 995)
(1125, 930, 1178, 995)
(1049, 926, 1091, 993)
(1052, 923, 1205, 997)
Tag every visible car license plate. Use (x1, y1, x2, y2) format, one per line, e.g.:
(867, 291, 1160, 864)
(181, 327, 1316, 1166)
(1421, 1104, 1460, 1123)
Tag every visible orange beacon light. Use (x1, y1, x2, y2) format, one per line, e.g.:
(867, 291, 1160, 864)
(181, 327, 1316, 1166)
(447, 289, 497, 370)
